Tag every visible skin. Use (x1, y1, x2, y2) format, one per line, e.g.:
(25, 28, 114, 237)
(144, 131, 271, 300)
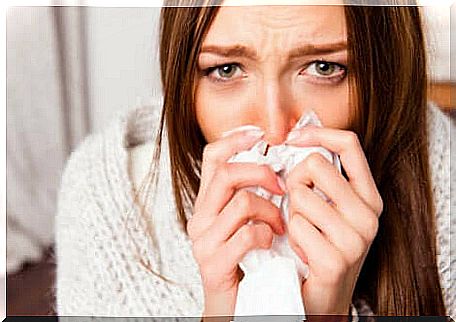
(186, 4, 384, 319)
(195, 5, 351, 144)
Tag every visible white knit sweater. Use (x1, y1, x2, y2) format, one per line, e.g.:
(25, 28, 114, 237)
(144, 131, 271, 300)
(55, 101, 455, 318)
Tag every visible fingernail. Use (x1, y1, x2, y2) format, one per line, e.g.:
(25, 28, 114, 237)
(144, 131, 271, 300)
(285, 130, 300, 143)
(221, 125, 262, 138)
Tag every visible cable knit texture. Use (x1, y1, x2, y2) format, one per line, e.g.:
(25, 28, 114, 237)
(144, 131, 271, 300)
(55, 101, 454, 319)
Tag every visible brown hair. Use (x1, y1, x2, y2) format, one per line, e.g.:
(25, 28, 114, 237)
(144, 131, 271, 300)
(135, 0, 446, 315)
(345, 4, 446, 314)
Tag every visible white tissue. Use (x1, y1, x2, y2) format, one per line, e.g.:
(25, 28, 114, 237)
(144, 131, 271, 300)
(228, 110, 342, 321)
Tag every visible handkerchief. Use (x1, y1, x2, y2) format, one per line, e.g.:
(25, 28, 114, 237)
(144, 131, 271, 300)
(227, 110, 342, 321)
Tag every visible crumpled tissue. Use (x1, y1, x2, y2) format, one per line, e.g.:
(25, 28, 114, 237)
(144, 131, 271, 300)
(227, 110, 342, 321)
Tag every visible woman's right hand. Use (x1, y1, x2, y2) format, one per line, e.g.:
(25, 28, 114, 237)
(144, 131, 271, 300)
(186, 126, 287, 318)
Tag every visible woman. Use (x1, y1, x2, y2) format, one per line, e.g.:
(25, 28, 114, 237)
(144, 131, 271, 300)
(55, 0, 455, 319)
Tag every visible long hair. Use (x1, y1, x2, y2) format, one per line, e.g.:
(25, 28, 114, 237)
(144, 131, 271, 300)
(345, 4, 446, 315)
(137, 0, 446, 315)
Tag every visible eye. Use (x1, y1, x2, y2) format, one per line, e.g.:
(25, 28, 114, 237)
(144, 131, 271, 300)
(204, 63, 244, 83)
(217, 65, 237, 78)
(314, 61, 336, 76)
(301, 60, 347, 84)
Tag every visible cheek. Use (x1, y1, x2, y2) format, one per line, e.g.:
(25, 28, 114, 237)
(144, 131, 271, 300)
(195, 85, 253, 143)
(294, 82, 351, 129)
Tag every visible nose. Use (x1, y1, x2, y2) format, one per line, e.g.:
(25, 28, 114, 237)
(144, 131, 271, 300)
(258, 79, 298, 146)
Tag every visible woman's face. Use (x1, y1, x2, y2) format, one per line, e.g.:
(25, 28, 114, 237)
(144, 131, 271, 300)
(195, 4, 352, 145)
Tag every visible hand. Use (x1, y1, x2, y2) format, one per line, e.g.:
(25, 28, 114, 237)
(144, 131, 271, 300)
(187, 126, 286, 318)
(284, 127, 383, 316)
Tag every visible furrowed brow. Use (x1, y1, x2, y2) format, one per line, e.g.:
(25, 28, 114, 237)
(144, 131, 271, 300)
(199, 41, 347, 61)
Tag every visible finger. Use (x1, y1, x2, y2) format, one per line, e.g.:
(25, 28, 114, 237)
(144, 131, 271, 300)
(189, 163, 284, 240)
(209, 190, 285, 243)
(194, 162, 284, 217)
(285, 127, 383, 216)
(289, 237, 308, 265)
(287, 152, 379, 241)
(288, 183, 370, 264)
(192, 219, 275, 275)
(288, 214, 345, 278)
(221, 221, 274, 265)
(199, 127, 265, 197)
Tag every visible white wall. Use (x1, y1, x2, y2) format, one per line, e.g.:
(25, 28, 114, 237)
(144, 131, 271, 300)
(86, 7, 163, 131)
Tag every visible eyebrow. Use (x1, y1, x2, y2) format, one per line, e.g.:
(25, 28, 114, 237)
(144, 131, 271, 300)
(200, 41, 347, 61)
(288, 41, 347, 59)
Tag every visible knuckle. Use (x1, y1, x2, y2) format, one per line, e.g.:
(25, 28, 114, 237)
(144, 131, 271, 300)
(304, 153, 326, 173)
(348, 234, 369, 263)
(260, 225, 274, 249)
(234, 190, 253, 213)
(285, 176, 294, 190)
(187, 210, 210, 241)
(201, 144, 213, 164)
(363, 213, 379, 241)
(239, 225, 257, 248)
(285, 173, 300, 191)
(214, 165, 230, 183)
(343, 131, 359, 146)
(375, 194, 384, 216)
(191, 239, 207, 263)
(202, 143, 219, 165)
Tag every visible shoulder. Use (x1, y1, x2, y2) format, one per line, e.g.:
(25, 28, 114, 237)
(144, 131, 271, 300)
(60, 101, 163, 190)
(57, 101, 164, 230)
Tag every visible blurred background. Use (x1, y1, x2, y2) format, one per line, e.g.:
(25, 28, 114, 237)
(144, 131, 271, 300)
(5, 4, 456, 316)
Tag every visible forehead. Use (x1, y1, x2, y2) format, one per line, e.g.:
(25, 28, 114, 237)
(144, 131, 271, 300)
(203, 5, 347, 49)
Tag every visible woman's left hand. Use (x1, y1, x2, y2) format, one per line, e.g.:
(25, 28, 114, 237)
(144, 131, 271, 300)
(284, 127, 384, 315)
